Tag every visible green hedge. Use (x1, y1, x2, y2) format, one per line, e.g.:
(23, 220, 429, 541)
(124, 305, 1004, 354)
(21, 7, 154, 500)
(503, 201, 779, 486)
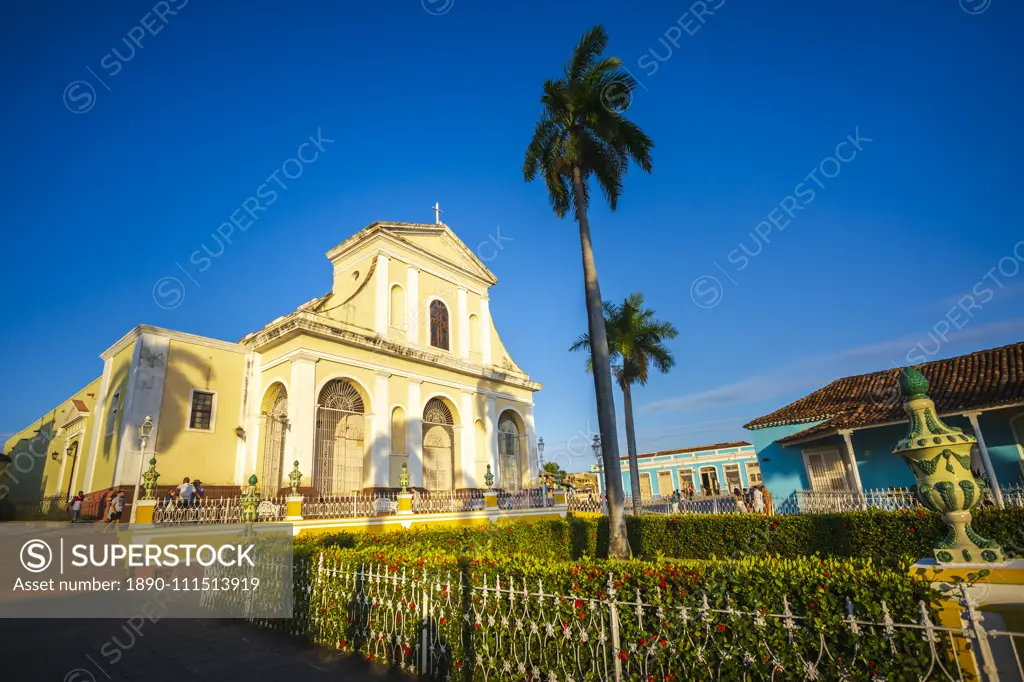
(261, 545, 947, 681)
(299, 507, 1024, 562)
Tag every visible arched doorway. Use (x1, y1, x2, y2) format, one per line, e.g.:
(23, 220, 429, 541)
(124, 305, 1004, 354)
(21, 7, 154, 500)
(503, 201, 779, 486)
(315, 379, 366, 495)
(259, 384, 288, 496)
(497, 411, 523, 491)
(422, 397, 455, 490)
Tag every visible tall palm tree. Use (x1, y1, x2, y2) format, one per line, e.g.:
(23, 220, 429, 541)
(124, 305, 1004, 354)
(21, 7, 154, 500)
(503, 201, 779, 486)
(570, 293, 678, 514)
(524, 25, 654, 559)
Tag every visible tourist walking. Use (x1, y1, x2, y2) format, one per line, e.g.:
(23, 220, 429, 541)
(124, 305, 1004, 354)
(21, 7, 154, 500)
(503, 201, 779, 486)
(105, 490, 125, 524)
(178, 477, 195, 506)
(733, 487, 748, 513)
(68, 491, 86, 523)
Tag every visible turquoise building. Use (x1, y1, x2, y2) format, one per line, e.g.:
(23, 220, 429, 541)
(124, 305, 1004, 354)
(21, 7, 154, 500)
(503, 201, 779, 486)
(745, 342, 1024, 509)
(620, 441, 761, 499)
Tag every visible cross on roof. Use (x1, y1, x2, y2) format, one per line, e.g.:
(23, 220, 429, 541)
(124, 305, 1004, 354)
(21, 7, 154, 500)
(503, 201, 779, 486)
(432, 202, 443, 225)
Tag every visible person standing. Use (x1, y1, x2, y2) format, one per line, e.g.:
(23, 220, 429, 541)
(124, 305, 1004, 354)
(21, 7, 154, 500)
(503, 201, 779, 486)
(178, 477, 195, 506)
(733, 487, 748, 514)
(68, 491, 86, 523)
(752, 485, 765, 514)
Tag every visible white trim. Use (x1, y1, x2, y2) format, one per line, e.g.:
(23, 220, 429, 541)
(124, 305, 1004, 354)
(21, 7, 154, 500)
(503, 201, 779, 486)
(186, 388, 219, 433)
(370, 372, 391, 486)
(479, 298, 492, 366)
(374, 253, 389, 336)
(838, 429, 866, 495)
(1010, 412, 1024, 461)
(262, 347, 534, 406)
(408, 380, 423, 487)
(314, 373, 374, 416)
(406, 267, 419, 346)
(237, 352, 261, 485)
(457, 287, 469, 360)
(460, 391, 475, 487)
(101, 324, 246, 360)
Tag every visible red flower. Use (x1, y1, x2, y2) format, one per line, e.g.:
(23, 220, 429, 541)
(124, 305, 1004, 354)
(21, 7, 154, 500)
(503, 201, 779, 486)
(439, 618, 447, 625)
(456, 661, 464, 668)
(574, 600, 583, 609)
(619, 652, 628, 661)
(340, 640, 347, 647)
(716, 625, 726, 631)
(409, 603, 416, 610)
(474, 623, 481, 629)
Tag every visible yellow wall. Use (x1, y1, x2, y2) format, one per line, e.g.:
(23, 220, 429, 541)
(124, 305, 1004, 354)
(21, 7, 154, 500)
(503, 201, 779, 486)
(2, 377, 101, 499)
(154, 339, 247, 486)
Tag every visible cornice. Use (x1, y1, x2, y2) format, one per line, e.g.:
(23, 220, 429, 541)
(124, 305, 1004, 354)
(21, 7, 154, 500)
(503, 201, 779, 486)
(249, 311, 541, 392)
(101, 324, 247, 360)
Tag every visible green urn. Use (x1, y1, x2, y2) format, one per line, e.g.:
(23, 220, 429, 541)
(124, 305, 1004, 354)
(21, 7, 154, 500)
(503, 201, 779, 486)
(141, 458, 160, 500)
(893, 368, 1003, 564)
(240, 474, 261, 523)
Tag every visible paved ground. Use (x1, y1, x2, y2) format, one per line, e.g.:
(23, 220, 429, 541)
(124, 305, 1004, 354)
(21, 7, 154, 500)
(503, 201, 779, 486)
(0, 617, 410, 681)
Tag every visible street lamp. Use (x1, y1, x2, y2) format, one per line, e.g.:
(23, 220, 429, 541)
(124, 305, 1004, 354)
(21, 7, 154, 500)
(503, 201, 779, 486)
(592, 434, 607, 514)
(537, 437, 547, 507)
(129, 416, 154, 523)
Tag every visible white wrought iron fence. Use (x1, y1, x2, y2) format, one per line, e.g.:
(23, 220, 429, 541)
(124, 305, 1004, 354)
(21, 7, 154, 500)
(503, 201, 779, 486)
(153, 496, 244, 524)
(303, 491, 399, 519)
(228, 556, 1024, 681)
(497, 487, 545, 510)
(412, 489, 485, 514)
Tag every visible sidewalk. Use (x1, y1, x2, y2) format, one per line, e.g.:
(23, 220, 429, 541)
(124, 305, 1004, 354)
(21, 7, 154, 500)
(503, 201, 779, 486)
(0, 617, 409, 681)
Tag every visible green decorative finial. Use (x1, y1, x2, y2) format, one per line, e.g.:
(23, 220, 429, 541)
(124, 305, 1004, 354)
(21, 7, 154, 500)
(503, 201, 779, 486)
(484, 464, 494, 489)
(240, 474, 261, 523)
(892, 367, 1002, 564)
(288, 460, 302, 495)
(399, 463, 410, 493)
(141, 458, 160, 500)
(899, 367, 930, 400)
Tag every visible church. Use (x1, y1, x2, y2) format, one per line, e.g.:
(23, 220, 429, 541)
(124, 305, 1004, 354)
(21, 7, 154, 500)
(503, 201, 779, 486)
(3, 219, 542, 504)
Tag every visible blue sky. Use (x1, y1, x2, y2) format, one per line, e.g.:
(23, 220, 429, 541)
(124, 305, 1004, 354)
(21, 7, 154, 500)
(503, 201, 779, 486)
(3, 0, 1022, 472)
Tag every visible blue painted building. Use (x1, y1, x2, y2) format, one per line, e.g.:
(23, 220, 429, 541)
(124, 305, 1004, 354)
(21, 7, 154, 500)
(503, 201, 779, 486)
(620, 441, 761, 499)
(745, 342, 1024, 508)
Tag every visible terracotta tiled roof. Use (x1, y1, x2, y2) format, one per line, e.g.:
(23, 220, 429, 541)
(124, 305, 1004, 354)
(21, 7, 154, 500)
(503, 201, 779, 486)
(71, 399, 89, 413)
(623, 440, 752, 462)
(744, 341, 1024, 443)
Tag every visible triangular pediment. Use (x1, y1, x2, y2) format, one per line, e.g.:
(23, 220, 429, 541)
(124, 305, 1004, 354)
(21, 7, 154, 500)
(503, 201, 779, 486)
(59, 400, 89, 432)
(326, 221, 498, 287)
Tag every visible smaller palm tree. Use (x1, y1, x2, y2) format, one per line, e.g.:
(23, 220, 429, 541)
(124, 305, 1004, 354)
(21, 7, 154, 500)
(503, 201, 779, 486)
(570, 293, 678, 513)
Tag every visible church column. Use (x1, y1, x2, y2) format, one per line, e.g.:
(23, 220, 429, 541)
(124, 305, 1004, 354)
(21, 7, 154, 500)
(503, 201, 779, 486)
(407, 380, 423, 487)
(407, 267, 419, 346)
(524, 404, 537, 487)
(479, 298, 492, 366)
(239, 353, 262, 485)
(485, 397, 499, 487)
(460, 391, 476, 488)
(374, 253, 390, 336)
(457, 287, 469, 360)
(287, 354, 317, 488)
(371, 372, 391, 488)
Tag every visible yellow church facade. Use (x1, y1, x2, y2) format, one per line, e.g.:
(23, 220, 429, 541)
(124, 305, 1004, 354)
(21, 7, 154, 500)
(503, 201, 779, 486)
(3, 221, 542, 503)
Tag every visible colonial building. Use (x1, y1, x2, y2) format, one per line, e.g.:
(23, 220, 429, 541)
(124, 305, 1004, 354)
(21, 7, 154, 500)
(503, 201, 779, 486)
(745, 342, 1024, 508)
(3, 220, 542, 502)
(620, 441, 762, 499)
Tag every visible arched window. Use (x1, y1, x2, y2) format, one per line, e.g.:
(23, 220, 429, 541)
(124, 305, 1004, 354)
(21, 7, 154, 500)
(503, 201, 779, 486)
(422, 398, 455, 490)
(497, 412, 522, 492)
(315, 379, 365, 495)
(469, 314, 481, 356)
(391, 406, 406, 455)
(390, 284, 405, 329)
(429, 300, 449, 350)
(259, 384, 288, 495)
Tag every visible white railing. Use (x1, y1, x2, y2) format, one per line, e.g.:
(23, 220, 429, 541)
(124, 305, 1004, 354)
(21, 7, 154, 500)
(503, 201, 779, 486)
(1001, 483, 1024, 509)
(411, 489, 485, 514)
(303, 491, 398, 519)
(153, 496, 244, 524)
(497, 487, 545, 510)
(227, 556, 1024, 681)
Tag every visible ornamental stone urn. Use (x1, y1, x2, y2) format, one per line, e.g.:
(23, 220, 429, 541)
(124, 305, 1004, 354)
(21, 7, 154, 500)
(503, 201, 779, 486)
(240, 474, 261, 523)
(893, 368, 1004, 564)
(288, 460, 303, 496)
(141, 458, 160, 500)
(484, 464, 495, 490)
(399, 463, 410, 494)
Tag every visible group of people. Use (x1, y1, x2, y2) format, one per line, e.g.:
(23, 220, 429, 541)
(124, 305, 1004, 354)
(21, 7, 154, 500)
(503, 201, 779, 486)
(163, 477, 205, 512)
(667, 484, 773, 514)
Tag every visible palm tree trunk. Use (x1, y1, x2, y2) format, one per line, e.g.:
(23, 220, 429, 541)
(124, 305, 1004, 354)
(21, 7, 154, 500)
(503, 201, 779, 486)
(571, 165, 630, 559)
(621, 381, 643, 515)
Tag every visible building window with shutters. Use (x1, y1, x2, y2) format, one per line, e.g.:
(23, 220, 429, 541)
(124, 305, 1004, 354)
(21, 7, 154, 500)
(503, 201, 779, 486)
(187, 389, 217, 432)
